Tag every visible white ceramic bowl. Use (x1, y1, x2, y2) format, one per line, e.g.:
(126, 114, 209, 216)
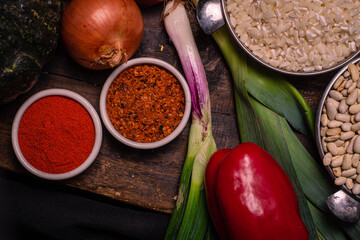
(12, 89, 103, 180)
(100, 57, 191, 149)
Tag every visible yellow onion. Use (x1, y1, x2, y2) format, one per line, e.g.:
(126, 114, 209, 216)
(61, 0, 144, 70)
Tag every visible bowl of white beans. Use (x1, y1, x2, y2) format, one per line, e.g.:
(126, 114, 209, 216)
(224, 0, 360, 75)
(316, 57, 360, 199)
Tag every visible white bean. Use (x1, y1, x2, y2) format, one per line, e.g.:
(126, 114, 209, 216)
(347, 135, 358, 154)
(347, 89, 358, 105)
(331, 155, 344, 167)
(349, 104, 360, 114)
(321, 127, 328, 137)
(333, 167, 342, 177)
(328, 120, 343, 128)
(342, 154, 353, 170)
(340, 131, 355, 141)
(349, 63, 360, 82)
(335, 113, 351, 123)
(335, 177, 347, 185)
(334, 76, 345, 89)
(353, 183, 360, 194)
(353, 154, 360, 167)
(335, 139, 345, 147)
(321, 114, 329, 127)
(341, 89, 348, 97)
(323, 153, 332, 166)
(338, 99, 349, 113)
(325, 101, 337, 120)
(338, 146, 346, 155)
(351, 122, 360, 132)
(345, 80, 354, 89)
(354, 136, 360, 153)
(338, 80, 347, 92)
(351, 115, 356, 124)
(327, 128, 341, 136)
(325, 135, 340, 142)
(329, 142, 340, 155)
(342, 168, 356, 177)
(329, 90, 343, 101)
(322, 137, 328, 152)
(346, 178, 355, 190)
(348, 82, 357, 94)
(341, 122, 353, 132)
(327, 98, 340, 109)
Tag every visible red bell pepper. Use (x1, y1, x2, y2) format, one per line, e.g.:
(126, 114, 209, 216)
(205, 142, 309, 240)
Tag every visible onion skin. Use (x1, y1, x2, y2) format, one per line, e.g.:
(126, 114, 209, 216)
(61, 0, 144, 70)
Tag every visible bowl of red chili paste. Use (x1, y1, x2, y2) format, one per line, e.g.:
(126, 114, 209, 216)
(100, 57, 191, 149)
(11, 89, 102, 180)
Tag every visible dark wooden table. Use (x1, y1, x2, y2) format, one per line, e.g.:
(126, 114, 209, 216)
(0, 3, 349, 214)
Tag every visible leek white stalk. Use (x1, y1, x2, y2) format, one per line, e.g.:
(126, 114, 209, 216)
(164, 1, 216, 239)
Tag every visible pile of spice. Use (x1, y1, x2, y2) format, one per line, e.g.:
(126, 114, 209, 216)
(106, 64, 185, 143)
(18, 96, 95, 174)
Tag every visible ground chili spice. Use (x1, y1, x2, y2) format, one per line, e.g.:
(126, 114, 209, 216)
(106, 64, 185, 143)
(18, 96, 95, 174)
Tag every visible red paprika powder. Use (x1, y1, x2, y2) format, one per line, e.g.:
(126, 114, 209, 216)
(18, 96, 95, 174)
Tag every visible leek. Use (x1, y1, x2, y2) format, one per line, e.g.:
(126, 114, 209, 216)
(163, 1, 216, 239)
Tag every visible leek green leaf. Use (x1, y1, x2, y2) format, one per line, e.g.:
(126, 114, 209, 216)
(246, 64, 315, 137)
(281, 116, 337, 210)
(338, 218, 360, 239)
(212, 28, 263, 146)
(308, 201, 349, 240)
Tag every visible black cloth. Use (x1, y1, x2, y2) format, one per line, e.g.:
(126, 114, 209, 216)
(0, 170, 170, 240)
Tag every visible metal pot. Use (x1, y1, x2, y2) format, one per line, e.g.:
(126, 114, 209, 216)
(315, 57, 360, 223)
(197, 0, 360, 76)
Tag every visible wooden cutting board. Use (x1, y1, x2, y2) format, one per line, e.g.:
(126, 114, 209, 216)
(0, 4, 336, 214)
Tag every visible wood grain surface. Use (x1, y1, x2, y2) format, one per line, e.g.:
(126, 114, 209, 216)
(0, 4, 352, 214)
